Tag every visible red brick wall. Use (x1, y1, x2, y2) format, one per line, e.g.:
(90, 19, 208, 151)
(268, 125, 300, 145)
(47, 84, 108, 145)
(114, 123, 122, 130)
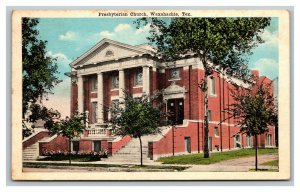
(23, 131, 50, 149)
(150, 121, 276, 159)
(39, 135, 69, 155)
(71, 83, 78, 116)
(79, 140, 92, 152)
(108, 135, 131, 154)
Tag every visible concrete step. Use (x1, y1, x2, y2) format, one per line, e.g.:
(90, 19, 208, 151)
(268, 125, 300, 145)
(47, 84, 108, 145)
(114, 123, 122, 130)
(23, 143, 39, 161)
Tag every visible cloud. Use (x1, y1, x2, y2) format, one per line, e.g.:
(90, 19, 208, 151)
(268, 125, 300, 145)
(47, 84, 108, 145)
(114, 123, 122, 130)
(46, 51, 71, 67)
(135, 24, 151, 34)
(114, 24, 132, 32)
(251, 58, 278, 79)
(59, 31, 78, 41)
(260, 29, 278, 47)
(42, 78, 71, 118)
(99, 30, 115, 38)
(96, 23, 150, 45)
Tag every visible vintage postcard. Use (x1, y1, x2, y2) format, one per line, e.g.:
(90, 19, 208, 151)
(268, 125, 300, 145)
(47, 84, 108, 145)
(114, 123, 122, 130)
(12, 9, 290, 180)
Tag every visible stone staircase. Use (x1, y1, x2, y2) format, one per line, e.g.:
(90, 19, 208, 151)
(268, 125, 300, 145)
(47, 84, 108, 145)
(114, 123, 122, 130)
(103, 135, 159, 164)
(23, 143, 39, 161)
(22, 136, 50, 161)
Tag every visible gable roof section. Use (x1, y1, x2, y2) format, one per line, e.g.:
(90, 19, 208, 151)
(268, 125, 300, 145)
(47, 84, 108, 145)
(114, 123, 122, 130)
(70, 38, 154, 67)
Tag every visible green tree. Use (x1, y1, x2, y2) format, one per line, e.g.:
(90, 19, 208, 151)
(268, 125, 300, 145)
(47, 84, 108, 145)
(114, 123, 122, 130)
(48, 113, 86, 165)
(136, 17, 271, 158)
(22, 103, 61, 139)
(226, 79, 276, 171)
(22, 18, 61, 117)
(108, 92, 163, 166)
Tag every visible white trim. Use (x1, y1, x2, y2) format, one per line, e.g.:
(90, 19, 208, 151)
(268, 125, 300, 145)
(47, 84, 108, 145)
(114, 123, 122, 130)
(90, 98, 98, 102)
(38, 134, 58, 143)
(132, 85, 143, 89)
(71, 38, 153, 67)
(133, 93, 143, 98)
(22, 129, 48, 142)
(110, 96, 119, 101)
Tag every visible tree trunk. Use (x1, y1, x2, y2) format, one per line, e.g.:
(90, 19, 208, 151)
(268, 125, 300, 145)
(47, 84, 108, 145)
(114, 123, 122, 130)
(69, 136, 71, 165)
(139, 137, 143, 166)
(255, 134, 258, 171)
(203, 73, 210, 158)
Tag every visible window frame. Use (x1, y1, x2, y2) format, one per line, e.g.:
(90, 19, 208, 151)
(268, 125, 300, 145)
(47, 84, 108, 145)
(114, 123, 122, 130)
(208, 110, 212, 122)
(209, 76, 216, 96)
(214, 126, 219, 137)
(92, 102, 98, 124)
(169, 67, 181, 80)
(91, 77, 98, 92)
(134, 69, 143, 87)
(111, 75, 119, 89)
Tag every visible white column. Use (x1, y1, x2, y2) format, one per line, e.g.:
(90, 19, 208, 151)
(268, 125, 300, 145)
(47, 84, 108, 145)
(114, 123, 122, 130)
(119, 69, 125, 101)
(77, 75, 84, 113)
(143, 66, 150, 95)
(97, 72, 104, 124)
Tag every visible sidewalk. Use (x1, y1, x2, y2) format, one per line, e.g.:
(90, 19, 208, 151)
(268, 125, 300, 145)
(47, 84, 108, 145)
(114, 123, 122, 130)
(23, 154, 278, 172)
(183, 154, 278, 172)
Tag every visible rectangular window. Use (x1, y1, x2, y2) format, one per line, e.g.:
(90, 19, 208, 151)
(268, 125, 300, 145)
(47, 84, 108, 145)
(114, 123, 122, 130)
(93, 141, 101, 152)
(234, 135, 241, 148)
(208, 110, 212, 122)
(170, 68, 180, 80)
(91, 77, 98, 91)
(72, 141, 79, 152)
(134, 69, 143, 86)
(112, 75, 119, 89)
(246, 135, 253, 147)
(214, 127, 219, 136)
(208, 137, 212, 151)
(92, 102, 98, 124)
(266, 134, 272, 146)
(209, 76, 216, 95)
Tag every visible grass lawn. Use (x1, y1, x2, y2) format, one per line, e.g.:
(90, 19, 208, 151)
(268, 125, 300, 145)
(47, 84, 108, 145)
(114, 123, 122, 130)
(260, 159, 279, 167)
(158, 148, 278, 165)
(23, 162, 188, 171)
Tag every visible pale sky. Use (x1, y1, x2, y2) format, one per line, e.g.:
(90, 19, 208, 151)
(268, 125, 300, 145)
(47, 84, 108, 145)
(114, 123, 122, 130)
(36, 18, 279, 118)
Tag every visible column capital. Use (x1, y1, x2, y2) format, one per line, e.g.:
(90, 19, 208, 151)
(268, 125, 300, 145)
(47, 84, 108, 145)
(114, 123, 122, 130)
(142, 64, 151, 68)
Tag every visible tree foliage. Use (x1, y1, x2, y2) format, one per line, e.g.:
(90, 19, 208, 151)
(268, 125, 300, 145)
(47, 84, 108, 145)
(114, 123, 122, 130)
(22, 18, 61, 116)
(28, 103, 61, 129)
(49, 112, 86, 139)
(227, 79, 276, 136)
(136, 17, 271, 158)
(225, 78, 276, 170)
(47, 112, 86, 164)
(108, 91, 164, 165)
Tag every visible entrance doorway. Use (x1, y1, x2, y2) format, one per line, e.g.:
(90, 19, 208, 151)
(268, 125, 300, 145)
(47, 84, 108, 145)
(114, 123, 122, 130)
(167, 98, 184, 125)
(93, 141, 101, 152)
(185, 137, 191, 153)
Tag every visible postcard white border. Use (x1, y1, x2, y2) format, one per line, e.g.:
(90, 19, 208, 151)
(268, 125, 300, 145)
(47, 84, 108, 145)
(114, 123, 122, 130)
(11, 9, 290, 180)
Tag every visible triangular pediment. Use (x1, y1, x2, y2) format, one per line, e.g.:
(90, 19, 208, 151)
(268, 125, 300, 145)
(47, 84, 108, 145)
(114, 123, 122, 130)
(164, 82, 187, 95)
(71, 38, 153, 67)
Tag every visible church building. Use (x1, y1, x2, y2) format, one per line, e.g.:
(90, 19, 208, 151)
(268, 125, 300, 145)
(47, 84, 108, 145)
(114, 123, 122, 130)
(24, 38, 276, 161)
